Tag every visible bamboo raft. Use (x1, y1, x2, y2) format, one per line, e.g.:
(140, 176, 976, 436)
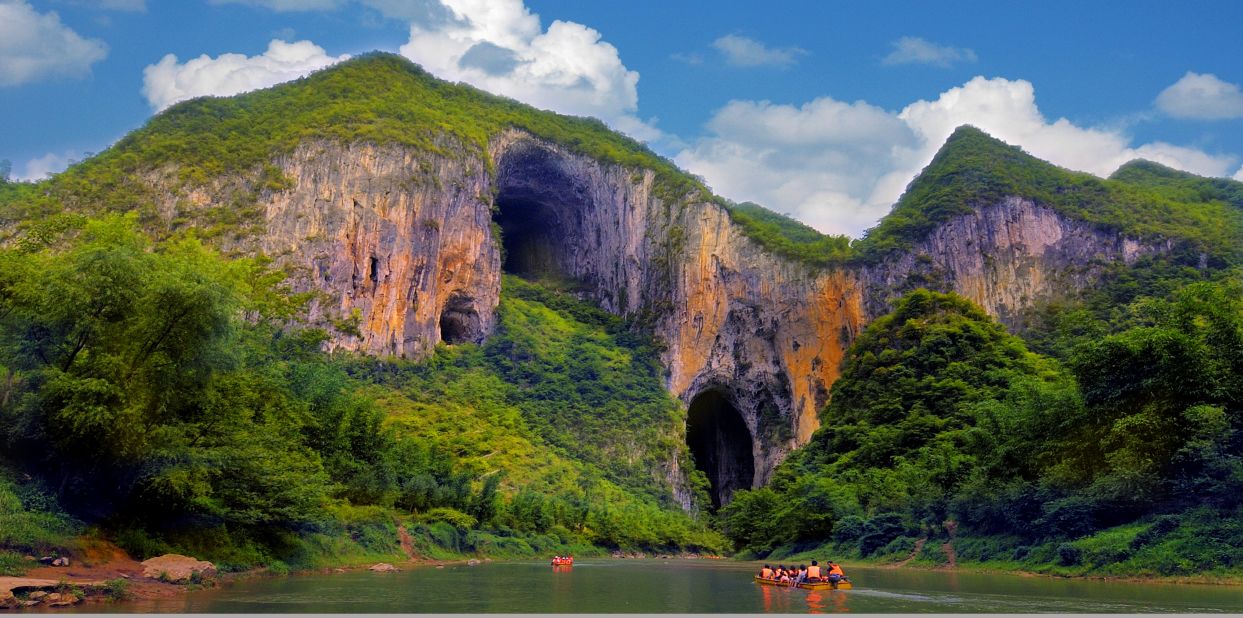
(753, 576, 853, 590)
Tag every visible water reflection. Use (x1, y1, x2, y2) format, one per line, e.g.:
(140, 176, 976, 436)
(86, 560, 1243, 614)
(804, 591, 824, 613)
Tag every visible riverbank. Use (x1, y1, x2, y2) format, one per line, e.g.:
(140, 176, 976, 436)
(754, 535, 1243, 588)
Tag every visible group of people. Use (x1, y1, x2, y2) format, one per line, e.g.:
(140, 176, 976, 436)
(759, 560, 844, 585)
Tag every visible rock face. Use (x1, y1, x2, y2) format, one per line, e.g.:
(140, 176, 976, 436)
(860, 197, 1165, 324)
(137, 131, 1161, 508)
(140, 554, 216, 583)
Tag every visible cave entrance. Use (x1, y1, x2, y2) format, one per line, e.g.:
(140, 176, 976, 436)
(438, 295, 481, 345)
(492, 141, 583, 282)
(686, 390, 755, 510)
(493, 196, 566, 278)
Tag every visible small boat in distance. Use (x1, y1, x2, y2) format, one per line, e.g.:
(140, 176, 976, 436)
(753, 576, 852, 591)
(551, 556, 574, 566)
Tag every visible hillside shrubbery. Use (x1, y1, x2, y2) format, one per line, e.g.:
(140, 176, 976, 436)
(0, 216, 723, 572)
(723, 286, 1243, 575)
(856, 127, 1243, 262)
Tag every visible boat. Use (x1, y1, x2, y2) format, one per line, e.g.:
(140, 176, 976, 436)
(551, 557, 574, 566)
(753, 576, 852, 590)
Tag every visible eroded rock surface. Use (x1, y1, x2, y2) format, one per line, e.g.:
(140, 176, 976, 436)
(133, 132, 1161, 507)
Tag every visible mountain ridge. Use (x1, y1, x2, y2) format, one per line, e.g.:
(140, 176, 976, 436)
(1, 52, 1240, 499)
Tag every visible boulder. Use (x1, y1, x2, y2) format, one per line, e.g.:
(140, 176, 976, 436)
(51, 557, 69, 567)
(141, 554, 217, 584)
(368, 563, 399, 573)
(28, 591, 48, 600)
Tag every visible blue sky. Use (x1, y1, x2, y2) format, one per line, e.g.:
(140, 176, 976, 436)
(2, 0, 1242, 236)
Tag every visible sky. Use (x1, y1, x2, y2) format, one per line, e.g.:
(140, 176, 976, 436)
(2, 0, 1242, 238)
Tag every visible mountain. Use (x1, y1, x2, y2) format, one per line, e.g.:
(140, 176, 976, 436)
(2, 52, 1241, 512)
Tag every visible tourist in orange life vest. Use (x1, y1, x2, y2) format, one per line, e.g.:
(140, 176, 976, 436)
(760, 564, 774, 579)
(827, 560, 845, 584)
(806, 560, 822, 582)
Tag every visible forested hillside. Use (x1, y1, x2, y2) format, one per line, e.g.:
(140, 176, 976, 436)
(0, 216, 723, 573)
(723, 280, 1243, 576)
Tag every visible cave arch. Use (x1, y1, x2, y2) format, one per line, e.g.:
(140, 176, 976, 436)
(492, 141, 586, 281)
(439, 295, 482, 345)
(686, 389, 755, 509)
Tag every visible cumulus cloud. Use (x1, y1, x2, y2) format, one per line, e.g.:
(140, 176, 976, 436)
(0, 1, 108, 87)
(711, 34, 806, 68)
(141, 39, 349, 111)
(882, 36, 976, 68)
(398, 0, 657, 140)
(677, 76, 1239, 237)
(1235, 166, 1243, 182)
(18, 151, 79, 181)
(1155, 72, 1243, 120)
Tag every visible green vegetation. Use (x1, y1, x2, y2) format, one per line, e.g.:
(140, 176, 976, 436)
(0, 216, 722, 575)
(723, 284, 1243, 576)
(0, 53, 702, 235)
(1110, 159, 1243, 209)
(856, 126, 1243, 262)
(718, 201, 854, 266)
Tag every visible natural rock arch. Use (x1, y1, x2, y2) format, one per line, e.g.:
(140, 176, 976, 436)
(686, 389, 756, 509)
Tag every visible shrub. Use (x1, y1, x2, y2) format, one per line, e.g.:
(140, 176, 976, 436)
(1056, 543, 1081, 566)
(104, 578, 131, 600)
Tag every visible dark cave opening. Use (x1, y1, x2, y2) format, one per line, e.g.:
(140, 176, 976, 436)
(493, 196, 566, 278)
(492, 142, 584, 281)
(686, 390, 755, 510)
(438, 295, 481, 345)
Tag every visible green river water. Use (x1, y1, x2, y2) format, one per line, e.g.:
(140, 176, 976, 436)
(85, 559, 1243, 613)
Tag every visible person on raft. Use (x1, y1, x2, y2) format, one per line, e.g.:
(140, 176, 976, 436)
(760, 564, 774, 579)
(826, 560, 845, 584)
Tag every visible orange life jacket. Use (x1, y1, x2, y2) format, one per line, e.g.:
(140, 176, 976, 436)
(828, 564, 844, 576)
(761, 567, 773, 578)
(807, 565, 821, 578)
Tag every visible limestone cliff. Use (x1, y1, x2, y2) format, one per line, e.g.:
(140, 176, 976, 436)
(129, 130, 1164, 508)
(860, 196, 1168, 325)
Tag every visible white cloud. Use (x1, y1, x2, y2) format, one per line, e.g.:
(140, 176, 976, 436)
(0, 1, 108, 87)
(1235, 165, 1243, 182)
(882, 36, 976, 68)
(678, 76, 1239, 238)
(18, 151, 78, 181)
(711, 34, 806, 68)
(1155, 72, 1243, 120)
(398, 0, 657, 140)
(141, 39, 349, 111)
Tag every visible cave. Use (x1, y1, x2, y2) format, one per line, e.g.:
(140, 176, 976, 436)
(438, 295, 481, 344)
(492, 141, 584, 281)
(493, 196, 567, 277)
(686, 389, 755, 509)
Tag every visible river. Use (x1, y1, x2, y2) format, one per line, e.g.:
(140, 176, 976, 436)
(84, 559, 1243, 613)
